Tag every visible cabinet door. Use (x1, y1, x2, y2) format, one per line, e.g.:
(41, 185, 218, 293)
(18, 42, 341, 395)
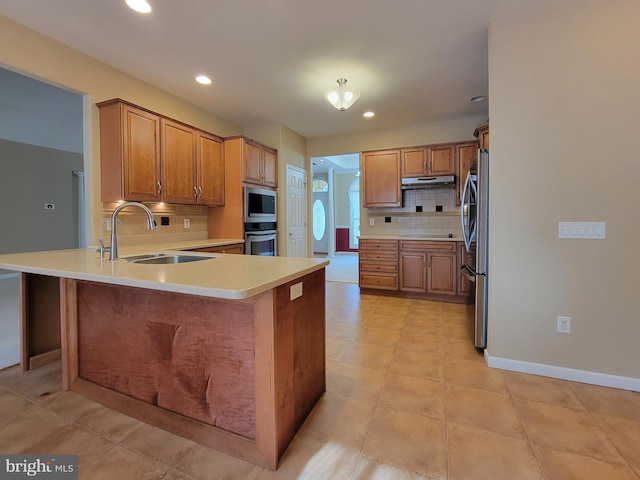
(427, 144, 455, 175)
(362, 150, 401, 207)
(427, 252, 456, 295)
(400, 252, 427, 293)
(243, 140, 263, 185)
(261, 147, 278, 187)
(455, 142, 478, 205)
(197, 132, 225, 206)
(474, 124, 489, 150)
(400, 147, 427, 178)
(161, 119, 197, 204)
(122, 104, 162, 202)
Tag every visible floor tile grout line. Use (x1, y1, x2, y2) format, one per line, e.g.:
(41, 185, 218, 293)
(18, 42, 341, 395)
(576, 389, 639, 471)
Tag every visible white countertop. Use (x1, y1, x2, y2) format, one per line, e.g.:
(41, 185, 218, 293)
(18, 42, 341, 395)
(0, 240, 329, 300)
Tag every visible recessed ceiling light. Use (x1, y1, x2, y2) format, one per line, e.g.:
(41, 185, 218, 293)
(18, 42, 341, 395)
(470, 95, 485, 103)
(363, 111, 375, 118)
(125, 0, 152, 13)
(195, 75, 212, 85)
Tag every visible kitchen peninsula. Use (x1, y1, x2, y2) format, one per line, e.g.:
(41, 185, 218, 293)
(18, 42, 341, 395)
(0, 245, 328, 470)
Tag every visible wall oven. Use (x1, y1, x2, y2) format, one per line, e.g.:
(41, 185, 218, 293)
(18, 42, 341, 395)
(244, 223, 277, 256)
(244, 186, 277, 255)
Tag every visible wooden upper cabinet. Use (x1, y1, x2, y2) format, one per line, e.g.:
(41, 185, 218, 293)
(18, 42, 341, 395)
(197, 132, 225, 206)
(161, 118, 197, 204)
(261, 146, 278, 187)
(243, 139, 278, 188)
(98, 99, 224, 206)
(426, 144, 455, 176)
(400, 147, 427, 178)
(455, 142, 479, 205)
(98, 100, 162, 202)
(474, 124, 489, 150)
(362, 149, 402, 208)
(243, 141, 262, 185)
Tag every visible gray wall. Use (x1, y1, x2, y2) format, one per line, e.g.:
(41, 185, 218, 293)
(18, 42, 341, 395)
(0, 138, 83, 255)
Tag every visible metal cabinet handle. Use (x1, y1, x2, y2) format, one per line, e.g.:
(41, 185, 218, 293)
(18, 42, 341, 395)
(198, 186, 203, 197)
(156, 182, 162, 195)
(194, 186, 198, 198)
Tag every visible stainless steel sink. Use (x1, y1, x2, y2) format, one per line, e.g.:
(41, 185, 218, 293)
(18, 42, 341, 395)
(125, 254, 215, 265)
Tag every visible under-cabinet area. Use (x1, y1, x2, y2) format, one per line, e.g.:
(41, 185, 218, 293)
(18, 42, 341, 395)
(359, 237, 474, 303)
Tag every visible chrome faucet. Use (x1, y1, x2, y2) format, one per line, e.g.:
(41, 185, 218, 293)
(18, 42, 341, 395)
(100, 202, 157, 260)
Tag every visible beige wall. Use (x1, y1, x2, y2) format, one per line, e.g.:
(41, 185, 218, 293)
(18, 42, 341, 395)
(489, 0, 640, 378)
(0, 15, 241, 245)
(307, 116, 485, 158)
(334, 173, 357, 227)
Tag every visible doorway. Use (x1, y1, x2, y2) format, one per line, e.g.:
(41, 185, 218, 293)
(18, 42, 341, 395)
(0, 67, 84, 368)
(311, 153, 360, 283)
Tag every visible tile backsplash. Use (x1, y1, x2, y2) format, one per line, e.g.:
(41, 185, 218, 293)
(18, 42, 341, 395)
(100, 203, 209, 246)
(365, 188, 462, 236)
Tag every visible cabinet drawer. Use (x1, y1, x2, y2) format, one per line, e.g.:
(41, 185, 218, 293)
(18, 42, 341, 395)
(359, 239, 398, 251)
(359, 261, 398, 273)
(359, 251, 399, 262)
(359, 273, 398, 290)
(399, 240, 456, 252)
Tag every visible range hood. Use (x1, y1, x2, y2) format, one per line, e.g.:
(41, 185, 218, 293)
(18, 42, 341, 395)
(401, 175, 455, 190)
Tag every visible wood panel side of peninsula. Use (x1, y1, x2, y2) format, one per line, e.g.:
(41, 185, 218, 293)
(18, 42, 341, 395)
(59, 269, 326, 470)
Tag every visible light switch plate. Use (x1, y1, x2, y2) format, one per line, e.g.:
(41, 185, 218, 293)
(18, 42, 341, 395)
(290, 282, 303, 300)
(184, 218, 190, 229)
(559, 222, 605, 239)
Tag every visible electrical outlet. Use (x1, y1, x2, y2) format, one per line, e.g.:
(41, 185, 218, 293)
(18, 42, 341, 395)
(184, 218, 190, 229)
(369, 217, 375, 226)
(557, 316, 571, 334)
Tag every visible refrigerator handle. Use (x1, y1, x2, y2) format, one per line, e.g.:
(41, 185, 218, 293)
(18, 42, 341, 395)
(460, 263, 476, 282)
(461, 172, 471, 250)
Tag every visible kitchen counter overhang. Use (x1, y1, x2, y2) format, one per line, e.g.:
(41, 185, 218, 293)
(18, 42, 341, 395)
(0, 247, 328, 471)
(0, 247, 328, 300)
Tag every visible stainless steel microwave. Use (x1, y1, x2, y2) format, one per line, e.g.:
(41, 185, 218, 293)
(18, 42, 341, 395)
(244, 186, 276, 223)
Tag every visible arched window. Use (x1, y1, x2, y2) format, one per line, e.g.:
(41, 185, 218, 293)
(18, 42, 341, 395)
(312, 179, 328, 192)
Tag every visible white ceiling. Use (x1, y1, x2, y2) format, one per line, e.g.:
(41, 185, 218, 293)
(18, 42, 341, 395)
(0, 0, 556, 140)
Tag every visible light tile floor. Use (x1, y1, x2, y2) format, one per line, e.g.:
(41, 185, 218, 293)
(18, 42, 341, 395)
(1, 282, 639, 479)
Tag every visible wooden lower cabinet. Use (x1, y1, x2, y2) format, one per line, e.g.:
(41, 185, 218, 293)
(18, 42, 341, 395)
(191, 243, 244, 254)
(358, 239, 398, 291)
(427, 252, 456, 296)
(361, 239, 473, 303)
(399, 252, 426, 293)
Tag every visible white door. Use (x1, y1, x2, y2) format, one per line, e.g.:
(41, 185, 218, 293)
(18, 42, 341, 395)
(286, 165, 307, 257)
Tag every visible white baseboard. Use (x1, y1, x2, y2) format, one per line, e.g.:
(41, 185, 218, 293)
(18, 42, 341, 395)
(485, 350, 640, 392)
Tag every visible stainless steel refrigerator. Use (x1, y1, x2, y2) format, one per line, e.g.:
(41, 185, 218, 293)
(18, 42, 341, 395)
(460, 149, 489, 349)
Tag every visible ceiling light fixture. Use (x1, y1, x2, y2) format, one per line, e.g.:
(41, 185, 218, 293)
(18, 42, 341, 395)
(324, 78, 360, 111)
(195, 75, 212, 85)
(125, 0, 152, 13)
(470, 95, 485, 103)
(363, 111, 375, 118)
